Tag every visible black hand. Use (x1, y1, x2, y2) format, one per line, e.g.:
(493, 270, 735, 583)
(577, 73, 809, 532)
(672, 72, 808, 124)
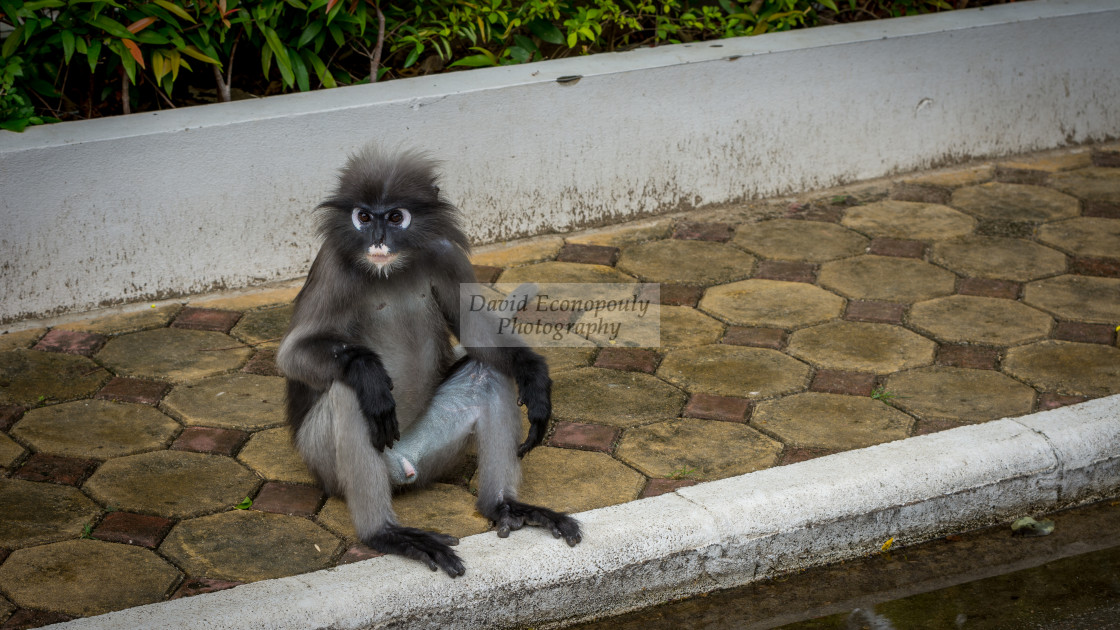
(337, 345, 398, 451)
(366, 525, 465, 577)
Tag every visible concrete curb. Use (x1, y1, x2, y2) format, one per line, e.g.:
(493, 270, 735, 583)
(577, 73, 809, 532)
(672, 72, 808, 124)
(50, 394, 1120, 629)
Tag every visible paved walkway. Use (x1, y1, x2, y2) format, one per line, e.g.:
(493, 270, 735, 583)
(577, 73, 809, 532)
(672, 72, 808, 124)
(1, 144, 1119, 628)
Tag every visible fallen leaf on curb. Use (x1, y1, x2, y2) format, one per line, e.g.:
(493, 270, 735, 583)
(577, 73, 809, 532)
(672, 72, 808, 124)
(1011, 516, 1054, 537)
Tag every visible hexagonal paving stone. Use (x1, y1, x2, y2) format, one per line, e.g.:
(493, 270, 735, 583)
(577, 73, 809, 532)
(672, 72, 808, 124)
(999, 151, 1092, 173)
(85, 450, 260, 518)
(1022, 275, 1120, 325)
(565, 219, 673, 247)
(731, 219, 868, 262)
(949, 182, 1080, 222)
(929, 236, 1066, 282)
(907, 296, 1053, 345)
(55, 305, 180, 335)
(840, 201, 976, 240)
(189, 284, 300, 311)
(616, 240, 756, 286)
(12, 400, 179, 460)
(615, 418, 781, 481)
(471, 236, 564, 267)
(897, 165, 994, 188)
(238, 427, 315, 484)
(97, 328, 252, 382)
(818, 256, 956, 303)
(0, 479, 100, 548)
(497, 261, 637, 285)
(1037, 217, 1120, 258)
(885, 367, 1036, 422)
(0, 350, 109, 406)
(552, 367, 686, 428)
(752, 392, 913, 450)
(518, 446, 645, 514)
(657, 345, 810, 398)
(534, 346, 597, 372)
(1048, 167, 1120, 203)
(0, 540, 180, 617)
(0, 328, 46, 351)
(395, 483, 491, 539)
(0, 431, 24, 469)
(230, 304, 292, 348)
(787, 321, 936, 374)
(700, 280, 845, 329)
(1003, 341, 1120, 397)
(162, 373, 285, 430)
(161, 510, 340, 582)
(658, 306, 725, 348)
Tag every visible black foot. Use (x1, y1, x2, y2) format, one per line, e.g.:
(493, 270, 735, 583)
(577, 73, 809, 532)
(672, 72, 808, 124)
(485, 500, 582, 546)
(366, 524, 465, 577)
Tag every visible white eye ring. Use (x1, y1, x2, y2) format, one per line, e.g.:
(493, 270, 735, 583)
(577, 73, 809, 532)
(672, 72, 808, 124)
(387, 208, 412, 229)
(351, 208, 371, 230)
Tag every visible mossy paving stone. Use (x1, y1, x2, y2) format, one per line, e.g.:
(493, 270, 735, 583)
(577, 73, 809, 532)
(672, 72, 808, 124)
(0, 539, 181, 617)
(565, 219, 673, 247)
(96, 328, 252, 382)
(730, 219, 868, 262)
(787, 321, 935, 375)
(552, 367, 686, 428)
(840, 201, 977, 240)
(85, 450, 260, 518)
(162, 373, 285, 431)
(1003, 341, 1120, 398)
(897, 165, 994, 188)
(657, 345, 810, 398)
(0, 328, 47, 351)
(0, 431, 24, 470)
(318, 482, 491, 542)
(160, 510, 340, 583)
(497, 261, 637, 285)
(658, 305, 725, 347)
(1022, 275, 1120, 325)
(1047, 166, 1120, 203)
(616, 240, 756, 286)
(818, 256, 956, 303)
(0, 479, 100, 548)
(0, 350, 109, 406)
(929, 236, 1066, 282)
(189, 285, 300, 311)
(237, 427, 316, 484)
(517, 446, 645, 514)
(999, 151, 1092, 173)
(751, 392, 914, 451)
(907, 296, 1053, 346)
(700, 280, 845, 329)
(229, 304, 293, 349)
(615, 418, 782, 481)
(884, 367, 1035, 422)
(471, 236, 565, 268)
(949, 182, 1080, 222)
(1037, 217, 1120, 258)
(55, 305, 180, 335)
(12, 399, 179, 460)
(534, 346, 598, 373)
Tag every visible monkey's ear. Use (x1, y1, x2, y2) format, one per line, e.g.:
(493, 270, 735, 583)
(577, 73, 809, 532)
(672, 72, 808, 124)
(432, 185, 440, 195)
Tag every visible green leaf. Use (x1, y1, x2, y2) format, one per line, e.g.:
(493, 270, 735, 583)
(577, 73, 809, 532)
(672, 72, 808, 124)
(290, 49, 310, 91)
(2, 26, 22, 57)
(180, 45, 220, 66)
(234, 496, 252, 510)
(261, 26, 295, 87)
(0, 118, 31, 133)
(816, 0, 839, 11)
(86, 39, 102, 72)
(566, 31, 577, 48)
(21, 0, 64, 11)
(60, 29, 76, 63)
(448, 53, 497, 68)
(508, 45, 531, 64)
(527, 19, 564, 45)
(297, 21, 323, 48)
(153, 0, 196, 23)
(87, 14, 134, 39)
(301, 48, 335, 88)
(403, 43, 422, 69)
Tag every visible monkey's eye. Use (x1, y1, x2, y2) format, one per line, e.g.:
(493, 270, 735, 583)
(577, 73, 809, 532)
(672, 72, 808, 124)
(386, 208, 412, 229)
(351, 208, 373, 229)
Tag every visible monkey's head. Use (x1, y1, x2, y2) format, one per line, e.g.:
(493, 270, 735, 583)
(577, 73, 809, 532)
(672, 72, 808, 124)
(317, 146, 468, 278)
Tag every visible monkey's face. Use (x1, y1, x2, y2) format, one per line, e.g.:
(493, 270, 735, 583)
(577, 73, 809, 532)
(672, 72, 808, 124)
(350, 205, 413, 275)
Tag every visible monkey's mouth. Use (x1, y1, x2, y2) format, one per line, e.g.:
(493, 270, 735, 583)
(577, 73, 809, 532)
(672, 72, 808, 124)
(366, 244, 399, 269)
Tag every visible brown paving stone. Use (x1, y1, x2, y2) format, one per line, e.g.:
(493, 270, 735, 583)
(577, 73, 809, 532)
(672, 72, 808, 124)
(12, 400, 178, 460)
(518, 447, 645, 514)
(809, 370, 877, 396)
(161, 510, 339, 583)
(1069, 257, 1120, 278)
(682, 393, 751, 423)
(658, 284, 703, 307)
(818, 256, 956, 303)
(0, 432, 24, 470)
(95, 377, 170, 405)
(1037, 392, 1090, 411)
(732, 219, 868, 262)
(1048, 167, 1120, 204)
(55, 305, 180, 336)
(1022, 275, 1120, 325)
(0, 540, 180, 617)
(2, 609, 74, 629)
(973, 218, 1039, 239)
(171, 578, 244, 599)
(565, 219, 674, 248)
(0, 479, 100, 548)
(992, 166, 1048, 186)
(1053, 322, 1116, 345)
(96, 328, 252, 382)
(721, 327, 785, 349)
(472, 264, 504, 284)
(885, 367, 1036, 422)
(594, 347, 659, 373)
(336, 545, 382, 565)
(753, 260, 819, 283)
(0, 350, 109, 406)
(172, 307, 242, 333)
(471, 236, 564, 267)
(237, 427, 316, 484)
(85, 450, 259, 518)
(229, 305, 292, 348)
(657, 306, 724, 348)
(394, 483, 491, 539)
(868, 238, 925, 259)
(615, 418, 782, 481)
(640, 478, 699, 498)
(241, 348, 282, 376)
(783, 202, 845, 223)
(936, 345, 1000, 370)
(1084, 200, 1120, 218)
(752, 392, 913, 450)
(672, 221, 734, 242)
(252, 482, 325, 517)
(929, 236, 1066, 282)
(900, 165, 995, 189)
(92, 512, 174, 548)
(950, 182, 1080, 222)
(957, 278, 1021, 300)
(617, 240, 755, 286)
(908, 295, 1053, 346)
(844, 300, 905, 324)
(912, 418, 969, 436)
(779, 447, 840, 466)
(999, 151, 1092, 173)
(31, 329, 105, 356)
(658, 345, 810, 398)
(889, 183, 951, 205)
(170, 427, 248, 456)
(162, 373, 285, 431)
(700, 280, 844, 329)
(0, 405, 24, 431)
(841, 201, 976, 241)
(787, 321, 935, 375)
(498, 261, 637, 285)
(552, 367, 686, 428)
(14, 454, 97, 486)
(534, 346, 597, 373)
(1093, 147, 1120, 168)
(0, 329, 47, 352)
(1036, 217, 1120, 259)
(548, 421, 619, 453)
(557, 243, 621, 266)
(189, 285, 301, 312)
(1003, 341, 1120, 397)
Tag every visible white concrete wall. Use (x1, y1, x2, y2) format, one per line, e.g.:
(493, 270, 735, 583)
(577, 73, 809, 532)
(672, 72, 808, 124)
(2, 0, 1118, 323)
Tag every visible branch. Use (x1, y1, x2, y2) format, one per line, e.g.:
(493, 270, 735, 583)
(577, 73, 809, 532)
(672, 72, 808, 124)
(370, 2, 385, 82)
